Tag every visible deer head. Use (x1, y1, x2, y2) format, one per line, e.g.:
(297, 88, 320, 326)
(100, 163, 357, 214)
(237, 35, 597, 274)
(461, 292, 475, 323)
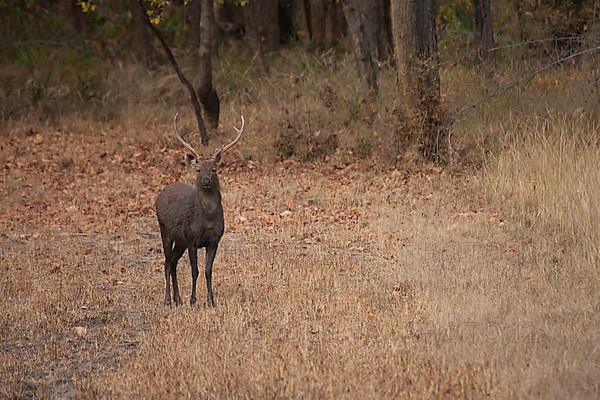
(173, 112, 245, 191)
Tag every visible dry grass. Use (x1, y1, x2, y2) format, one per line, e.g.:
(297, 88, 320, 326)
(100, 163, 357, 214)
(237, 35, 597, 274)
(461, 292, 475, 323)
(0, 153, 499, 398)
(2, 128, 599, 397)
(1, 51, 599, 398)
(485, 111, 600, 266)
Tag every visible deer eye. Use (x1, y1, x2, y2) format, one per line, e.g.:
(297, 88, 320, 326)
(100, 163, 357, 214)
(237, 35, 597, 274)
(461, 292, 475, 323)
(212, 168, 217, 173)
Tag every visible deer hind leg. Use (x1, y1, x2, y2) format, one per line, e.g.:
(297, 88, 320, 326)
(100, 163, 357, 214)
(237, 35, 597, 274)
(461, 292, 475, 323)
(159, 224, 173, 307)
(170, 242, 186, 306)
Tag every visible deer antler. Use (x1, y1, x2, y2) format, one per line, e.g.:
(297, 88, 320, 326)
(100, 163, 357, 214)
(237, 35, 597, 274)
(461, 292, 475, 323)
(215, 115, 245, 158)
(173, 112, 200, 159)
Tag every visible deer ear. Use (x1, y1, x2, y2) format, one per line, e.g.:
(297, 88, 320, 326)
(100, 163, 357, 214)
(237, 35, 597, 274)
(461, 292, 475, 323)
(185, 153, 198, 168)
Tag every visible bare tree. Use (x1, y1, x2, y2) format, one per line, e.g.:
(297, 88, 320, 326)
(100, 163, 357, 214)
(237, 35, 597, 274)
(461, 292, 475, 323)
(130, 0, 157, 69)
(378, 0, 394, 61)
(324, 1, 343, 47)
(215, 1, 244, 42)
(264, 0, 281, 51)
(242, 1, 270, 74)
(242, 0, 281, 52)
(188, 0, 201, 51)
(342, 0, 379, 97)
(472, 0, 495, 67)
(198, 0, 219, 129)
(307, 0, 326, 48)
(137, 0, 209, 145)
(305, 0, 341, 49)
(391, 0, 446, 162)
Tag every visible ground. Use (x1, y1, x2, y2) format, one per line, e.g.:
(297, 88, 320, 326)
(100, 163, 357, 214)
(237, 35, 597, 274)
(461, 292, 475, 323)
(0, 121, 598, 399)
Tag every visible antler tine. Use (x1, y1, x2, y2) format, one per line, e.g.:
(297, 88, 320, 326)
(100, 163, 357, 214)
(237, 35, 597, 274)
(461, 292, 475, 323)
(173, 112, 200, 159)
(217, 115, 245, 156)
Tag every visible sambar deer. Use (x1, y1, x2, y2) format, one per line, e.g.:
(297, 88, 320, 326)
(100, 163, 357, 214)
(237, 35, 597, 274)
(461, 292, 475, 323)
(156, 112, 245, 307)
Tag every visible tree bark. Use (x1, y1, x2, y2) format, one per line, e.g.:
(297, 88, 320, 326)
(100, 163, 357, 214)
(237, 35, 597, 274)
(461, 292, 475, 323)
(472, 0, 495, 67)
(198, 0, 219, 130)
(243, 1, 270, 74)
(327, 1, 345, 47)
(304, 0, 341, 48)
(215, 0, 244, 41)
(363, 0, 380, 59)
(242, 1, 279, 52)
(391, 0, 446, 162)
(342, 0, 379, 97)
(301, 0, 313, 40)
(378, 0, 394, 61)
(188, 0, 201, 51)
(130, 0, 157, 69)
(324, 1, 339, 46)
(264, 0, 280, 51)
(309, 0, 327, 48)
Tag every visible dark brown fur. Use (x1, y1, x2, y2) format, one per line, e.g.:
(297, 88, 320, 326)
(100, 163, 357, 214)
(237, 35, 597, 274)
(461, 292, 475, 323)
(156, 113, 244, 307)
(156, 154, 224, 307)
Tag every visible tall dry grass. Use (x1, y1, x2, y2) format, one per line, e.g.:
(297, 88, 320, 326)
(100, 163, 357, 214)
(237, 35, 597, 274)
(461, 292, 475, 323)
(485, 111, 600, 267)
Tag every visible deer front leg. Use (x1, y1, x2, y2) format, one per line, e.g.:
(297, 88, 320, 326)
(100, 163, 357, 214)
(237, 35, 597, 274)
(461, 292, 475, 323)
(205, 244, 218, 307)
(189, 246, 199, 305)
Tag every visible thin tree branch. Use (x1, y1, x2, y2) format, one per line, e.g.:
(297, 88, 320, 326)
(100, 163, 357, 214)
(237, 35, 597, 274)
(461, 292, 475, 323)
(489, 35, 597, 51)
(137, 0, 209, 146)
(452, 45, 600, 120)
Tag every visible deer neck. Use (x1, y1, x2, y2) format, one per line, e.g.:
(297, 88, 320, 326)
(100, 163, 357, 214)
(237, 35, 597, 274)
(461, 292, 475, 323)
(194, 185, 222, 215)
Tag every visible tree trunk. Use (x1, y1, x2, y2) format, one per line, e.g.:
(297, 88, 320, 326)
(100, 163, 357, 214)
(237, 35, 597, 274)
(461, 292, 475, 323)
(342, 0, 379, 98)
(198, 0, 219, 130)
(301, 0, 313, 41)
(378, 0, 394, 61)
(242, 1, 279, 52)
(326, 1, 345, 47)
(324, 1, 338, 47)
(309, 0, 327, 48)
(243, 1, 270, 74)
(130, 0, 157, 69)
(188, 0, 201, 51)
(215, 0, 244, 41)
(472, 0, 495, 67)
(391, 0, 446, 162)
(264, 0, 280, 51)
(279, 0, 297, 44)
(305, 0, 344, 49)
